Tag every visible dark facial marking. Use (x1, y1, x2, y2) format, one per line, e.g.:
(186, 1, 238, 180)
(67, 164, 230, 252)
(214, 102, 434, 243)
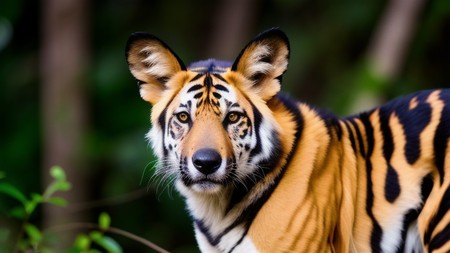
(212, 73, 227, 83)
(214, 84, 229, 92)
(188, 84, 203, 93)
(204, 74, 213, 88)
(190, 74, 203, 82)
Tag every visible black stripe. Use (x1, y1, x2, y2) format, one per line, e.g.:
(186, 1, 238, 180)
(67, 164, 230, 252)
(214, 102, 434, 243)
(379, 109, 394, 161)
(424, 184, 450, 245)
(396, 208, 420, 253)
(248, 105, 263, 160)
(214, 84, 229, 92)
(204, 74, 213, 88)
(213, 73, 227, 83)
(421, 174, 433, 202)
(194, 219, 227, 246)
(195, 219, 217, 245)
(360, 112, 383, 253)
(385, 165, 401, 203)
(190, 73, 203, 82)
(429, 223, 450, 251)
(343, 121, 357, 154)
(349, 118, 366, 157)
(158, 108, 168, 156)
(379, 108, 401, 203)
(187, 84, 203, 93)
(194, 92, 203, 99)
(320, 110, 341, 140)
(402, 94, 431, 164)
(433, 90, 450, 185)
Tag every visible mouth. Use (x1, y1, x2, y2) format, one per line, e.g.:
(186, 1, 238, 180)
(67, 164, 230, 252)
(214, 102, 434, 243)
(193, 180, 224, 193)
(178, 156, 236, 193)
(181, 176, 225, 193)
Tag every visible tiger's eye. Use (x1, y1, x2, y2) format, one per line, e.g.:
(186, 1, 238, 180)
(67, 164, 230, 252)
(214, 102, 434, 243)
(177, 112, 190, 123)
(227, 112, 241, 123)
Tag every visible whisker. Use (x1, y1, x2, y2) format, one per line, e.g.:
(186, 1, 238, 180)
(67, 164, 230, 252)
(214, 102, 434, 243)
(143, 158, 178, 197)
(140, 160, 159, 186)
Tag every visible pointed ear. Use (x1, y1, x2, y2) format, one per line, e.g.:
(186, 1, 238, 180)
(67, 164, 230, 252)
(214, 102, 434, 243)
(126, 32, 186, 104)
(231, 28, 290, 100)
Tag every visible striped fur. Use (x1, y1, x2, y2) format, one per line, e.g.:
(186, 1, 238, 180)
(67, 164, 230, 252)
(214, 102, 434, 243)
(126, 29, 450, 253)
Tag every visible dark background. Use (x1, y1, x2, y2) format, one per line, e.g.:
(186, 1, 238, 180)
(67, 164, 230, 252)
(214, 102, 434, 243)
(1, 0, 449, 252)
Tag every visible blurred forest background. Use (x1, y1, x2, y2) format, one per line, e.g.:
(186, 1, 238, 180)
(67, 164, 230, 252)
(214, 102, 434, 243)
(0, 0, 449, 252)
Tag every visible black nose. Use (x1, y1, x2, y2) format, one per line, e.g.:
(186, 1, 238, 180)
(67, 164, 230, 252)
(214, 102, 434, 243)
(192, 148, 222, 175)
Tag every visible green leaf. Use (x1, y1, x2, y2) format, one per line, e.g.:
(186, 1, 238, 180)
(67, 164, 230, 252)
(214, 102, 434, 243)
(0, 171, 5, 179)
(45, 181, 71, 198)
(92, 235, 123, 253)
(46, 197, 68, 207)
(89, 231, 102, 241)
(50, 166, 66, 181)
(9, 206, 26, 219)
(24, 223, 42, 243)
(54, 181, 72, 192)
(25, 200, 38, 215)
(99, 212, 111, 230)
(31, 193, 43, 203)
(0, 183, 27, 205)
(74, 234, 91, 250)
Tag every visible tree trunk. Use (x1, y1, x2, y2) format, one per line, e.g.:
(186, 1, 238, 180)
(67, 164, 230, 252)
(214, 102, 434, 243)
(350, 0, 426, 112)
(207, 0, 258, 60)
(40, 0, 89, 247)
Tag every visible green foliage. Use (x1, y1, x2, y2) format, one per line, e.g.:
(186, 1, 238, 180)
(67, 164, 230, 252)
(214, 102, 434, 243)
(0, 166, 71, 252)
(0, 167, 125, 253)
(99, 212, 111, 231)
(0, 166, 169, 252)
(71, 213, 123, 253)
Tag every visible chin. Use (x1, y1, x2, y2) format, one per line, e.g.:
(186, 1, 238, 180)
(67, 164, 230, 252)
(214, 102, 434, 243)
(176, 179, 226, 195)
(191, 181, 224, 194)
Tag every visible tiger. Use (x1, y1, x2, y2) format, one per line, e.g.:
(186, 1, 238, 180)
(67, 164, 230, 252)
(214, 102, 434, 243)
(125, 28, 450, 253)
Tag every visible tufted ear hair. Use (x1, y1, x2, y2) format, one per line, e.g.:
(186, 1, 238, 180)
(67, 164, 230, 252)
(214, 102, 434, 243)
(126, 32, 186, 104)
(231, 28, 290, 101)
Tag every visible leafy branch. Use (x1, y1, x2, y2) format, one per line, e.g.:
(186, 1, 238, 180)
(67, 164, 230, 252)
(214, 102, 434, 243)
(0, 166, 71, 252)
(0, 166, 170, 253)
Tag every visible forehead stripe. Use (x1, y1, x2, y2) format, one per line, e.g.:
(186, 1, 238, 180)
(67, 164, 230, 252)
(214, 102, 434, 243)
(214, 84, 229, 92)
(212, 73, 227, 83)
(204, 74, 213, 87)
(190, 73, 203, 82)
(187, 84, 203, 93)
(193, 92, 203, 99)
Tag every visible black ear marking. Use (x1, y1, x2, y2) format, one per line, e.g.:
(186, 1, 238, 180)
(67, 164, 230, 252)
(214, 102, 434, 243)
(231, 28, 290, 71)
(125, 32, 187, 104)
(125, 32, 187, 71)
(230, 28, 290, 100)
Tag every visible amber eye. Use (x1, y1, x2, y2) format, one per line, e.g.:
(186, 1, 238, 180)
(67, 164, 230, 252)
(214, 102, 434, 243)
(227, 112, 241, 123)
(176, 112, 190, 123)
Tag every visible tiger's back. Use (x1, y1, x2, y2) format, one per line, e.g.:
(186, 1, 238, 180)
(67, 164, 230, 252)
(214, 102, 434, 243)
(125, 29, 450, 252)
(346, 90, 450, 253)
(246, 89, 450, 253)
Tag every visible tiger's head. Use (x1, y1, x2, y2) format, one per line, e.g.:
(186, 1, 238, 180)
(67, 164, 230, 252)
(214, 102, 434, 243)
(126, 29, 289, 195)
